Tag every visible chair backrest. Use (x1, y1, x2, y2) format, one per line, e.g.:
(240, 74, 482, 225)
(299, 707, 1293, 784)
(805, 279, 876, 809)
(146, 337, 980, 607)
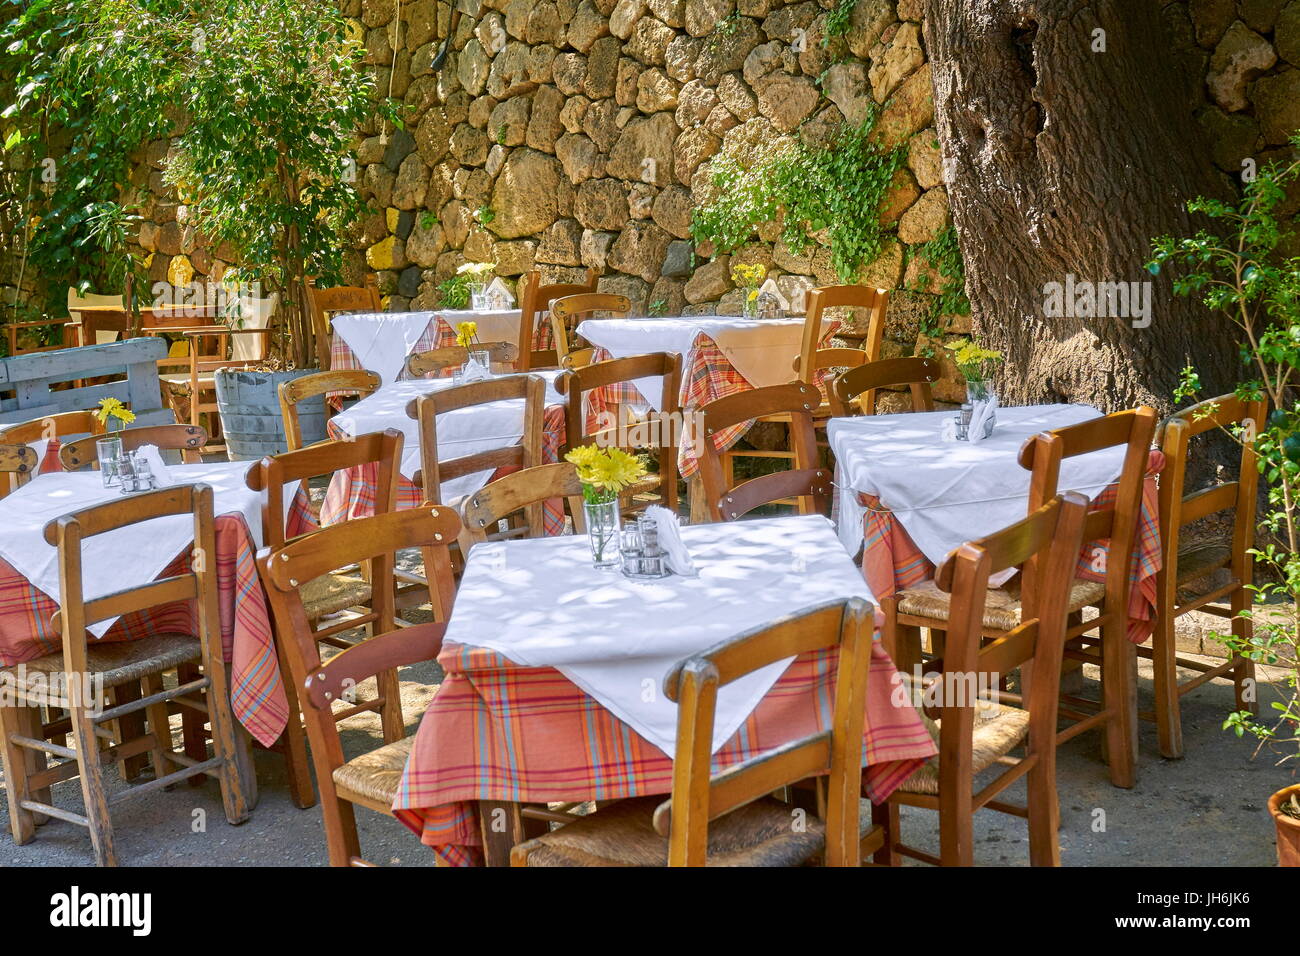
(405, 374, 546, 506)
(1018, 407, 1158, 619)
(550, 293, 631, 364)
(44, 484, 221, 671)
(68, 288, 126, 345)
(516, 268, 598, 370)
(306, 275, 382, 368)
(257, 507, 460, 830)
(0, 410, 102, 447)
(1158, 393, 1265, 595)
(406, 341, 519, 378)
(59, 423, 208, 470)
(649, 597, 875, 867)
(278, 369, 382, 452)
(245, 430, 403, 549)
(0, 442, 38, 499)
(798, 285, 889, 384)
(460, 461, 587, 545)
(917, 493, 1089, 827)
(227, 293, 281, 363)
(830, 356, 940, 416)
(696, 382, 827, 521)
(557, 352, 681, 512)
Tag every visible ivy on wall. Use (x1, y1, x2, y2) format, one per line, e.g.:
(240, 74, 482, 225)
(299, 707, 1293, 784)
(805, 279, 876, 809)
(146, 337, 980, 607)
(691, 112, 907, 283)
(906, 224, 971, 335)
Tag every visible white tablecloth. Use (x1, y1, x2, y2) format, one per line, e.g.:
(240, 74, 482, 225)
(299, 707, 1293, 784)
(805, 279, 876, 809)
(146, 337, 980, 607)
(446, 514, 873, 756)
(574, 316, 826, 410)
(332, 311, 438, 387)
(330, 371, 566, 501)
(828, 405, 1122, 577)
(437, 309, 526, 349)
(0, 461, 271, 638)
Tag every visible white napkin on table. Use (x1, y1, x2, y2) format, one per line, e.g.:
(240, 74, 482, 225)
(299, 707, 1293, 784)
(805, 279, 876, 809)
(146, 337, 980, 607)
(940, 417, 958, 442)
(642, 505, 696, 576)
(967, 396, 999, 445)
(133, 444, 175, 487)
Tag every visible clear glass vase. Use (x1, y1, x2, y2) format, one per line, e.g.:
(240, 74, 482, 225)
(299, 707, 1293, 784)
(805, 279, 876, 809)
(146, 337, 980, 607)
(961, 380, 997, 440)
(96, 435, 123, 487)
(584, 498, 621, 569)
(469, 282, 490, 311)
(742, 290, 760, 318)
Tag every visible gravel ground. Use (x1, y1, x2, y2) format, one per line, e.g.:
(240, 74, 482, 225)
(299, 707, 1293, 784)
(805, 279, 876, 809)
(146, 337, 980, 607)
(0, 643, 1292, 867)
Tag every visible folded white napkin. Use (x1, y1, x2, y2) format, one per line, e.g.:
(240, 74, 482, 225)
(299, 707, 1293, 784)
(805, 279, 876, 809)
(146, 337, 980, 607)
(642, 504, 696, 576)
(967, 396, 999, 445)
(133, 444, 174, 487)
(940, 417, 958, 442)
(459, 356, 492, 383)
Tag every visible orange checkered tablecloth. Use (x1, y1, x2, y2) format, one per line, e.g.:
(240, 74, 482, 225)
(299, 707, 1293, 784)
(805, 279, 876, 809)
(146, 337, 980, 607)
(857, 450, 1166, 644)
(393, 638, 937, 866)
(0, 498, 317, 747)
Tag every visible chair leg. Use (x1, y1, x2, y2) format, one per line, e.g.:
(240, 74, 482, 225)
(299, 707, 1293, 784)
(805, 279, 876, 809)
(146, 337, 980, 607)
(108, 681, 149, 781)
(140, 672, 175, 782)
(376, 666, 406, 744)
(204, 661, 251, 827)
(1100, 618, 1138, 789)
(1152, 603, 1183, 760)
(276, 642, 317, 810)
(938, 781, 974, 866)
(177, 661, 208, 786)
(71, 710, 117, 866)
(0, 703, 42, 844)
(1231, 587, 1258, 717)
(323, 796, 363, 867)
(871, 801, 900, 866)
(1025, 751, 1061, 866)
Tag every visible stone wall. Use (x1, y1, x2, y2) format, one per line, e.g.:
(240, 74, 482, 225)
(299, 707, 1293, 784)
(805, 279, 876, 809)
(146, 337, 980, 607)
(121, 0, 1300, 398)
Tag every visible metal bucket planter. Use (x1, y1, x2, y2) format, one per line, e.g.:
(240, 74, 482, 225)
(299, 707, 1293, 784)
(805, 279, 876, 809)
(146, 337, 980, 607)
(214, 367, 326, 461)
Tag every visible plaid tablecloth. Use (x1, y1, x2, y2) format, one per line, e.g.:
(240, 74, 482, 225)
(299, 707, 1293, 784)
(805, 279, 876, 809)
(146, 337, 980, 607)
(0, 497, 316, 747)
(320, 405, 570, 536)
(393, 638, 937, 866)
(859, 450, 1165, 644)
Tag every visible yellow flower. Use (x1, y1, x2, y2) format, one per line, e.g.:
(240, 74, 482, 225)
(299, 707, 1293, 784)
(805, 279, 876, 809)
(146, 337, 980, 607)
(945, 338, 1002, 376)
(94, 398, 136, 430)
(730, 263, 767, 288)
(455, 321, 478, 348)
(566, 445, 646, 498)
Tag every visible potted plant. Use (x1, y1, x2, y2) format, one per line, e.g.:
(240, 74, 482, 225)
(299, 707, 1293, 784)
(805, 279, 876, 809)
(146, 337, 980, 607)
(1150, 131, 1300, 865)
(73, 1, 383, 457)
(731, 263, 766, 318)
(564, 445, 647, 569)
(945, 337, 1003, 439)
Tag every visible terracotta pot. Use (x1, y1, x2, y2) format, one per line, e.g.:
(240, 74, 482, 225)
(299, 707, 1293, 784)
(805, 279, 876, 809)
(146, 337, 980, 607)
(1268, 784, 1300, 867)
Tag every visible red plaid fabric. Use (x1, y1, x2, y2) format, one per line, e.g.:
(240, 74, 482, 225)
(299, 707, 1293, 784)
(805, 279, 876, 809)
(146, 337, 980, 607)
(393, 638, 937, 865)
(0, 498, 315, 747)
(320, 405, 570, 536)
(858, 450, 1165, 644)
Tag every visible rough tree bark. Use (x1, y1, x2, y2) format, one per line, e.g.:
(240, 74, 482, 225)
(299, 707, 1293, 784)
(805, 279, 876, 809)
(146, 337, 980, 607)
(923, 0, 1239, 413)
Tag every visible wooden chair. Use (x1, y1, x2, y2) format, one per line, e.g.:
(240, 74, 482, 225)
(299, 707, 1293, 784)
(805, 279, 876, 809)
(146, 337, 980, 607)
(516, 267, 598, 370)
(245, 429, 406, 810)
(0, 443, 37, 499)
(0, 484, 249, 865)
(460, 461, 587, 546)
(1151, 394, 1264, 758)
(794, 284, 890, 414)
(695, 382, 827, 522)
(257, 506, 459, 866)
(306, 275, 382, 371)
(59, 423, 208, 469)
(511, 597, 880, 867)
(550, 293, 632, 365)
(885, 407, 1158, 789)
(0, 411, 101, 490)
(67, 288, 125, 346)
(4, 317, 80, 355)
(406, 374, 546, 549)
(829, 356, 942, 417)
(278, 369, 381, 452)
(157, 295, 280, 455)
(406, 341, 519, 377)
(876, 493, 1089, 866)
(557, 352, 681, 517)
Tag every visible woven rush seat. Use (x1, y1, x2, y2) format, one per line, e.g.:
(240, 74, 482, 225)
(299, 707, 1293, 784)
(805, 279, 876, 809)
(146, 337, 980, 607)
(899, 701, 1031, 796)
(0, 633, 201, 692)
(331, 736, 413, 809)
(516, 794, 866, 867)
(301, 573, 372, 622)
(1175, 542, 1231, 586)
(896, 575, 1107, 632)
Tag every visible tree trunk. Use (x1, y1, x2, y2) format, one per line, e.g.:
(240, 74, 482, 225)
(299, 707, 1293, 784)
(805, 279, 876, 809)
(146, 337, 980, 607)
(922, 0, 1239, 413)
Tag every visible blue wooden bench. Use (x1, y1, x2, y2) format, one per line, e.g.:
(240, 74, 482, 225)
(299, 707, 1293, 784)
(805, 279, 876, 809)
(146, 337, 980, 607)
(0, 337, 174, 427)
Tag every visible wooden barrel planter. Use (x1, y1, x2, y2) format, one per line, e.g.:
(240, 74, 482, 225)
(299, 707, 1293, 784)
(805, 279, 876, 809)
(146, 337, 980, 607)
(214, 367, 326, 461)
